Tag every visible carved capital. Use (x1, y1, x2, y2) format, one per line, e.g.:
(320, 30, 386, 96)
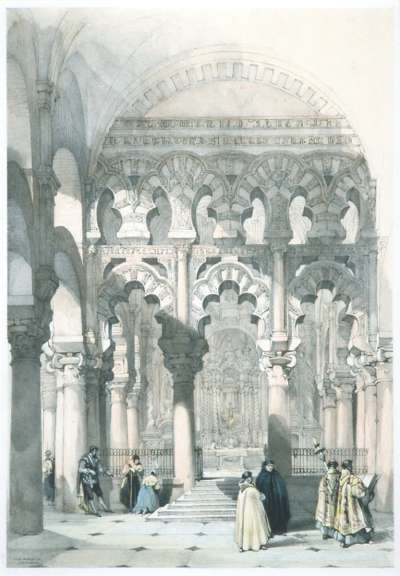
(8, 316, 44, 362)
(108, 381, 128, 404)
(51, 352, 86, 393)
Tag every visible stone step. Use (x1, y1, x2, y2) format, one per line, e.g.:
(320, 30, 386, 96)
(173, 502, 237, 509)
(178, 497, 237, 503)
(160, 506, 236, 515)
(149, 512, 235, 522)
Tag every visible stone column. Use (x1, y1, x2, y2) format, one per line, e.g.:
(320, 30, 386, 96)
(355, 373, 366, 450)
(127, 388, 141, 450)
(335, 377, 355, 450)
(158, 322, 208, 496)
(85, 356, 101, 449)
(8, 315, 44, 534)
(108, 380, 129, 449)
(358, 366, 377, 478)
(375, 359, 393, 512)
(265, 359, 292, 476)
(176, 244, 190, 325)
(271, 245, 287, 347)
(41, 358, 57, 455)
(53, 352, 87, 512)
(368, 247, 378, 350)
(54, 368, 65, 511)
(322, 388, 337, 449)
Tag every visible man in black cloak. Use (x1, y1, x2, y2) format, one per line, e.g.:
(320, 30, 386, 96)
(256, 459, 290, 535)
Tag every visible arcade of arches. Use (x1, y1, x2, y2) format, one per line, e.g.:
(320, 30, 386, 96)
(7, 9, 393, 536)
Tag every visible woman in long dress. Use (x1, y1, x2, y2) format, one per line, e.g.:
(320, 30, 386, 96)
(120, 455, 144, 513)
(235, 471, 271, 552)
(134, 471, 161, 515)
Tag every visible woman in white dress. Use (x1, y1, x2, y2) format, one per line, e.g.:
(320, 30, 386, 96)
(235, 470, 272, 552)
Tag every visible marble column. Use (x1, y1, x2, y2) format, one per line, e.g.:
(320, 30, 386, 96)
(176, 244, 190, 325)
(8, 316, 44, 534)
(53, 353, 87, 512)
(368, 247, 378, 349)
(355, 374, 366, 450)
(335, 378, 355, 450)
(323, 388, 337, 449)
(54, 368, 65, 512)
(85, 362, 101, 449)
(271, 245, 287, 347)
(108, 380, 129, 449)
(127, 388, 141, 450)
(158, 323, 207, 495)
(41, 359, 57, 455)
(375, 360, 393, 512)
(265, 360, 292, 476)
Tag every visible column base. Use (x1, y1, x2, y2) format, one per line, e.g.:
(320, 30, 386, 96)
(170, 478, 185, 502)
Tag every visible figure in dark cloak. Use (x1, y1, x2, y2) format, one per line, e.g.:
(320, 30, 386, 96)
(120, 454, 144, 513)
(78, 445, 113, 517)
(43, 450, 55, 503)
(256, 459, 290, 535)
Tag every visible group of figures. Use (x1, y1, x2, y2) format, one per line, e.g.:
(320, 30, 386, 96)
(235, 459, 290, 552)
(76, 447, 161, 517)
(315, 459, 375, 548)
(119, 454, 161, 514)
(43, 448, 374, 553)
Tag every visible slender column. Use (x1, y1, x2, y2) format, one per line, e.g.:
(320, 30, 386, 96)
(271, 246, 286, 345)
(323, 388, 337, 449)
(86, 367, 100, 448)
(41, 358, 57, 454)
(368, 247, 378, 349)
(375, 360, 393, 511)
(108, 380, 129, 449)
(355, 374, 366, 450)
(127, 388, 141, 450)
(335, 379, 355, 449)
(8, 317, 44, 534)
(54, 369, 65, 511)
(53, 353, 87, 512)
(364, 373, 377, 472)
(266, 362, 291, 476)
(176, 244, 190, 325)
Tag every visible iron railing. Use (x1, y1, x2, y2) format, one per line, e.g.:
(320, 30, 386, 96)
(291, 448, 368, 476)
(103, 447, 203, 480)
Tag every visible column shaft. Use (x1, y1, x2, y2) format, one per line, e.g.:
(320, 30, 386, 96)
(177, 247, 189, 324)
(355, 383, 366, 450)
(54, 372, 64, 511)
(173, 382, 195, 490)
(323, 390, 337, 449)
(335, 384, 354, 449)
(9, 352, 43, 534)
(127, 393, 140, 450)
(272, 249, 285, 339)
(267, 364, 290, 476)
(109, 382, 129, 449)
(375, 362, 393, 511)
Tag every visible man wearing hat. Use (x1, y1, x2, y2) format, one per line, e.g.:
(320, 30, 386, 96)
(334, 459, 374, 548)
(315, 460, 340, 539)
(78, 445, 112, 517)
(256, 459, 290, 535)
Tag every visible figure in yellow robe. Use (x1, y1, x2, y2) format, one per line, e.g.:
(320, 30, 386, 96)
(334, 460, 374, 548)
(235, 471, 272, 552)
(315, 460, 339, 539)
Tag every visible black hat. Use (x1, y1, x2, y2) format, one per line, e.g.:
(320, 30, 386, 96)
(89, 445, 99, 452)
(327, 460, 339, 468)
(241, 470, 253, 480)
(342, 459, 353, 470)
(263, 458, 274, 466)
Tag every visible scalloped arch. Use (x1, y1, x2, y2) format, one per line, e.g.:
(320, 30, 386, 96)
(192, 261, 270, 327)
(98, 261, 175, 319)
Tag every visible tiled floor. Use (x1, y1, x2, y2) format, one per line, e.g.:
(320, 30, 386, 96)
(7, 507, 394, 568)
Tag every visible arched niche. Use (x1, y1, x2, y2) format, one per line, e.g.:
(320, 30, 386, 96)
(51, 251, 83, 352)
(97, 188, 123, 244)
(147, 187, 172, 245)
(53, 148, 83, 253)
(7, 58, 32, 169)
